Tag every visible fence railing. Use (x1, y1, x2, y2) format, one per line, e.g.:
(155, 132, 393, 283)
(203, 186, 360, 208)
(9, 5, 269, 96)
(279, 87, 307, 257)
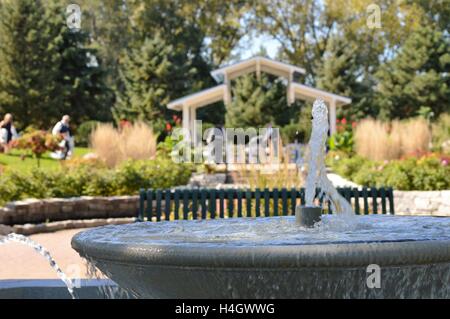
(138, 187, 394, 222)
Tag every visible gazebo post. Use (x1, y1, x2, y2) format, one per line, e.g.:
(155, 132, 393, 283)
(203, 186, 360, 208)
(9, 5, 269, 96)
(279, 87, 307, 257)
(287, 70, 294, 105)
(182, 104, 190, 134)
(329, 99, 337, 135)
(190, 107, 197, 146)
(224, 73, 231, 105)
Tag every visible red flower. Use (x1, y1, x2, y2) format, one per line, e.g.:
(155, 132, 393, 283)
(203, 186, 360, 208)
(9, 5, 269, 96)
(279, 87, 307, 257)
(341, 118, 347, 125)
(165, 123, 172, 131)
(120, 119, 131, 129)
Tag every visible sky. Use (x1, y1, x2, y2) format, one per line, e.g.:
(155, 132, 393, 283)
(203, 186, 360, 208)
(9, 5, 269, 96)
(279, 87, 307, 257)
(233, 33, 281, 61)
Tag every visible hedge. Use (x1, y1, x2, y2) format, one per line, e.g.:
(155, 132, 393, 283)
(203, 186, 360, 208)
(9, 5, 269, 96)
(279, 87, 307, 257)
(0, 158, 195, 206)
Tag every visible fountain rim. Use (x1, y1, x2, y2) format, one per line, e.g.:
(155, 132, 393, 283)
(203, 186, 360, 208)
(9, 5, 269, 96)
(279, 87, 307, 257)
(72, 232, 450, 269)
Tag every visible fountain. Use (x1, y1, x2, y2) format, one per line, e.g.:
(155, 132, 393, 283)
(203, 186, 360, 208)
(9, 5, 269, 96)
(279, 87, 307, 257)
(72, 99, 450, 298)
(296, 99, 353, 227)
(0, 233, 76, 299)
(0, 233, 135, 299)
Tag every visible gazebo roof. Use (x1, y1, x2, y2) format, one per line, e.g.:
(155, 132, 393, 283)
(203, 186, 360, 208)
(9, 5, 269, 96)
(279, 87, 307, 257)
(290, 83, 351, 106)
(211, 56, 305, 83)
(167, 85, 227, 111)
(167, 57, 350, 112)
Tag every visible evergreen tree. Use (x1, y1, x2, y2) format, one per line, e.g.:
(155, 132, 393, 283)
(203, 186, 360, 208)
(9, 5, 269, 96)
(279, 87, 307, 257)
(0, 0, 60, 128)
(225, 73, 301, 128)
(112, 1, 216, 133)
(77, 0, 132, 91)
(0, 0, 111, 128)
(56, 24, 112, 124)
(113, 35, 176, 132)
(226, 74, 279, 128)
(316, 37, 378, 121)
(376, 25, 450, 119)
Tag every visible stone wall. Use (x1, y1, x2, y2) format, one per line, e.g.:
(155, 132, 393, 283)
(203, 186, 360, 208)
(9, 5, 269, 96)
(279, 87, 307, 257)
(394, 190, 450, 216)
(187, 173, 227, 188)
(0, 196, 139, 226)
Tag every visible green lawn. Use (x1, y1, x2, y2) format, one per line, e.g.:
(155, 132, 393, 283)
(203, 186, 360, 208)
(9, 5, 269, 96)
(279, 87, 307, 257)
(0, 147, 91, 172)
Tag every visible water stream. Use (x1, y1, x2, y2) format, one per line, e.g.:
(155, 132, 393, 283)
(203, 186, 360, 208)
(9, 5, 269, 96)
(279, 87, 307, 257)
(303, 99, 354, 218)
(0, 233, 76, 299)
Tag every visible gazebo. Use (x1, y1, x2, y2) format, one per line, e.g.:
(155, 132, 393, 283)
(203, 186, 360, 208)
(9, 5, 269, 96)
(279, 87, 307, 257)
(167, 56, 351, 143)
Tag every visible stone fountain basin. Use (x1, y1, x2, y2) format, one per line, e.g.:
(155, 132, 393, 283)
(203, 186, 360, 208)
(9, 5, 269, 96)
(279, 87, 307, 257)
(71, 216, 450, 298)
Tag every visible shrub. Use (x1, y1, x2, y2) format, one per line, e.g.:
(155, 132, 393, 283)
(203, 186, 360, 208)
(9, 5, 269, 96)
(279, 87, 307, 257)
(12, 130, 62, 167)
(329, 131, 354, 154)
(89, 123, 121, 167)
(327, 153, 449, 190)
(280, 121, 310, 144)
(355, 119, 398, 160)
(397, 119, 431, 156)
(0, 158, 195, 206)
(76, 121, 100, 147)
(331, 155, 368, 180)
(90, 122, 157, 168)
(432, 113, 450, 154)
(120, 122, 157, 161)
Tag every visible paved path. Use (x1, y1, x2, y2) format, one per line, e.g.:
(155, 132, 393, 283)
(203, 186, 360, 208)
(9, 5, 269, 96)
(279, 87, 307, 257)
(0, 229, 90, 280)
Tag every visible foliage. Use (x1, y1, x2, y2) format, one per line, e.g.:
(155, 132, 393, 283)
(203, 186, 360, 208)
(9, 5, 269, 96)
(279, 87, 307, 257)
(376, 25, 450, 119)
(0, 0, 448, 136)
(113, 35, 179, 132)
(0, 157, 195, 206)
(157, 134, 179, 158)
(226, 74, 286, 127)
(432, 113, 450, 154)
(316, 37, 377, 121)
(112, 0, 227, 134)
(253, 0, 447, 121)
(354, 118, 431, 161)
(329, 131, 354, 154)
(0, 0, 111, 128)
(225, 73, 308, 143)
(328, 118, 355, 154)
(75, 121, 100, 147)
(327, 152, 450, 191)
(281, 122, 305, 145)
(11, 130, 62, 167)
(280, 104, 312, 144)
(90, 122, 157, 168)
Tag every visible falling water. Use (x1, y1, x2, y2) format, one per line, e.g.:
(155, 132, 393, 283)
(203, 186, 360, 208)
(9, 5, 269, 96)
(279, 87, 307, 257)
(304, 99, 354, 218)
(85, 258, 136, 299)
(0, 233, 76, 299)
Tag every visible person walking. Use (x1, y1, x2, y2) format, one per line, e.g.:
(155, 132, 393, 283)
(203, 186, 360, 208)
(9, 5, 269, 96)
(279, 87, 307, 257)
(0, 113, 18, 153)
(52, 115, 75, 159)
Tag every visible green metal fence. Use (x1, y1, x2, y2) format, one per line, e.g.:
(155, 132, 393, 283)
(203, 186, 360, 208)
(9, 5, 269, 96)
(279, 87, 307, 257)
(138, 187, 395, 222)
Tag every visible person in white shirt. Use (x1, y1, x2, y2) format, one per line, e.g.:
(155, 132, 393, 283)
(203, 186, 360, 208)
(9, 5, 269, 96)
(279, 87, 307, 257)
(52, 115, 75, 159)
(0, 113, 19, 153)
